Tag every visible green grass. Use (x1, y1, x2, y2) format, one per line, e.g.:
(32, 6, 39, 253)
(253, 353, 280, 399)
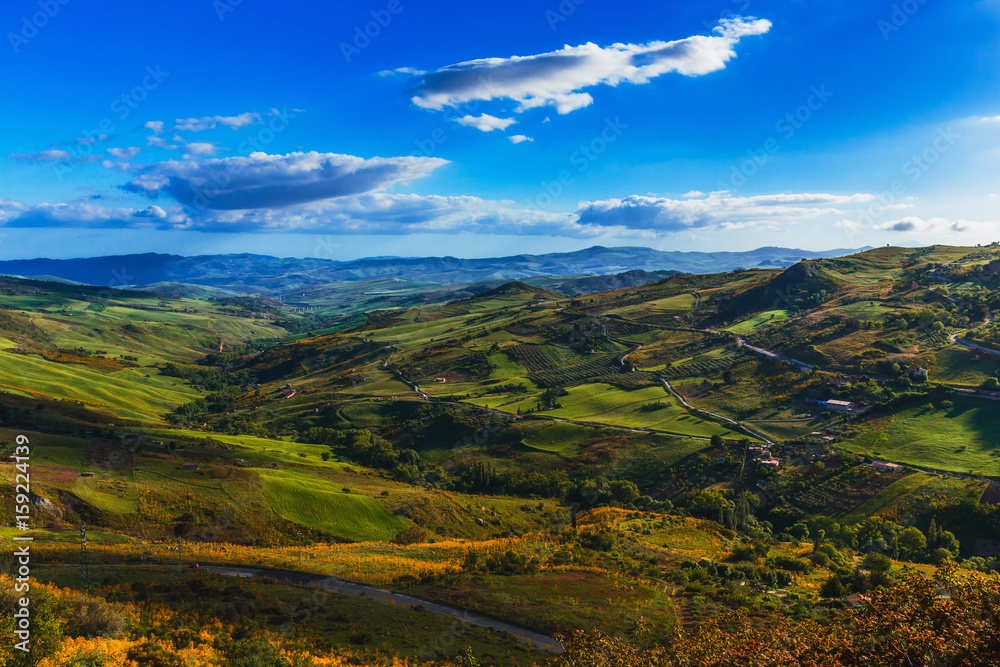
(0, 351, 200, 420)
(9, 296, 286, 364)
(841, 399, 1000, 475)
(489, 383, 746, 439)
(726, 310, 791, 335)
(256, 469, 412, 541)
(488, 352, 530, 379)
(840, 473, 934, 523)
(611, 293, 696, 317)
(139, 428, 353, 470)
(930, 347, 1000, 386)
(521, 422, 594, 453)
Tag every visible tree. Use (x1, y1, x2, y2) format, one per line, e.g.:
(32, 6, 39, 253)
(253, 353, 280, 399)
(898, 527, 927, 557)
(710, 434, 724, 448)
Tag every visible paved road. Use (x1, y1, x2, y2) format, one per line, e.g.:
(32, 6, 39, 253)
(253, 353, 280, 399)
(49, 563, 563, 652)
(200, 566, 564, 652)
(655, 375, 775, 445)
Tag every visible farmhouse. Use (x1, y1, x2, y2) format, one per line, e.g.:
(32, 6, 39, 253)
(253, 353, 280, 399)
(872, 461, 901, 472)
(760, 458, 781, 467)
(825, 399, 857, 412)
(181, 463, 199, 471)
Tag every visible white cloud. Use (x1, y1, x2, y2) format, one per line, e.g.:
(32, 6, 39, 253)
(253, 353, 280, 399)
(144, 121, 166, 135)
(3, 188, 888, 240)
(107, 147, 141, 159)
(573, 192, 874, 233)
(174, 112, 261, 132)
(124, 151, 450, 210)
(147, 136, 180, 150)
(874, 216, 997, 234)
(409, 16, 771, 115)
(184, 142, 220, 156)
(378, 66, 427, 77)
(455, 113, 517, 132)
(76, 134, 109, 146)
(508, 134, 534, 144)
(10, 149, 72, 163)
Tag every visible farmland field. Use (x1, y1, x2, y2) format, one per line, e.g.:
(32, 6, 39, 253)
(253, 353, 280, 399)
(840, 399, 1000, 475)
(0, 350, 200, 420)
(257, 469, 412, 542)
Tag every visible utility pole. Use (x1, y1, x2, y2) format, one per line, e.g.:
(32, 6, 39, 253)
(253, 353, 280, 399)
(177, 538, 182, 572)
(79, 522, 90, 594)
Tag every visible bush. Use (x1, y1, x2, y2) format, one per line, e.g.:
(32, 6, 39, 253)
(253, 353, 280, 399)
(60, 595, 127, 638)
(125, 641, 185, 667)
(579, 530, 616, 552)
(221, 634, 292, 667)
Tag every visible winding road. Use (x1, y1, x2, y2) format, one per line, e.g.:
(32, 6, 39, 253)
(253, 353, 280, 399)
(47, 563, 563, 652)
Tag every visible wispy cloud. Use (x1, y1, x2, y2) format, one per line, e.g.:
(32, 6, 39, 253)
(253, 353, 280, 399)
(874, 216, 996, 234)
(408, 17, 771, 115)
(508, 134, 534, 144)
(10, 149, 72, 163)
(183, 142, 220, 156)
(378, 66, 427, 77)
(174, 112, 261, 132)
(107, 147, 141, 159)
(455, 113, 517, 132)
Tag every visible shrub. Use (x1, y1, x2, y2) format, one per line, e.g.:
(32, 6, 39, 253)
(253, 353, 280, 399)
(125, 641, 185, 667)
(60, 595, 127, 638)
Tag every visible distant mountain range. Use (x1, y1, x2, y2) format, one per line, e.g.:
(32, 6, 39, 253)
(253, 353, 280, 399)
(0, 245, 870, 295)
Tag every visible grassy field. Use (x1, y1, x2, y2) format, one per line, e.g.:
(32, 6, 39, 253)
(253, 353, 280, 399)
(0, 350, 200, 420)
(930, 346, 1000, 386)
(521, 422, 596, 453)
(5, 295, 285, 364)
(257, 469, 412, 542)
(841, 399, 1000, 475)
(725, 310, 790, 335)
(490, 383, 747, 439)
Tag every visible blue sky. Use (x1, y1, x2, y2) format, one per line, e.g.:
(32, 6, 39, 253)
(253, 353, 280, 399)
(2, 0, 1000, 260)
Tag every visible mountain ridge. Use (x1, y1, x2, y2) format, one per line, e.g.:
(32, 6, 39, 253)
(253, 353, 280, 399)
(0, 245, 872, 293)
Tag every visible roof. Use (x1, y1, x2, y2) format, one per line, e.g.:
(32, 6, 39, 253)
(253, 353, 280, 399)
(826, 399, 854, 407)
